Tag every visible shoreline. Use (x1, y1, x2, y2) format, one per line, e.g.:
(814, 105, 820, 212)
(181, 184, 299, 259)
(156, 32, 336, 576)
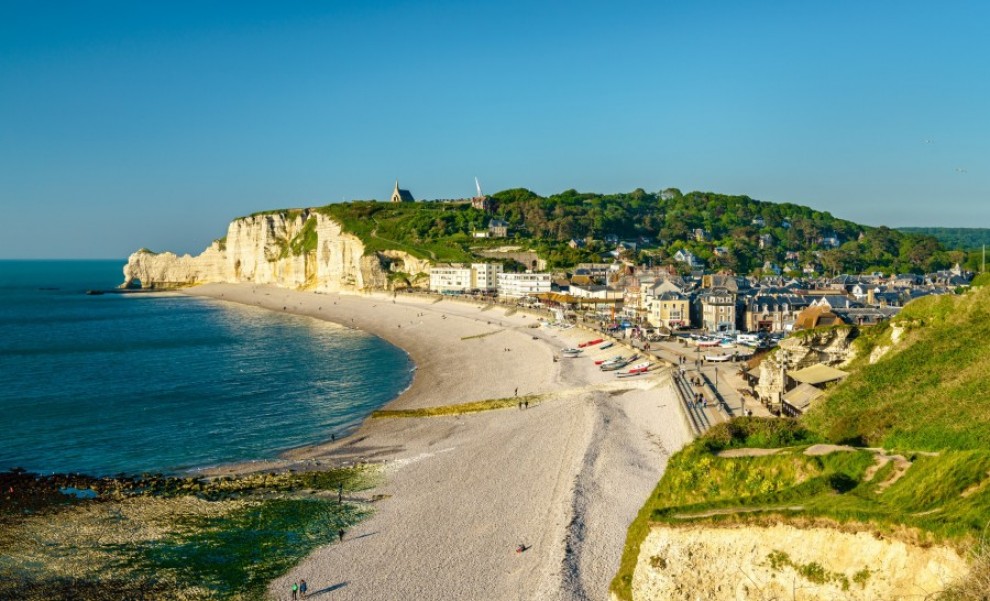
(187, 283, 694, 600)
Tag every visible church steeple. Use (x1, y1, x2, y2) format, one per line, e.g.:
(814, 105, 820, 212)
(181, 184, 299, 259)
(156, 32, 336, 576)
(390, 179, 414, 203)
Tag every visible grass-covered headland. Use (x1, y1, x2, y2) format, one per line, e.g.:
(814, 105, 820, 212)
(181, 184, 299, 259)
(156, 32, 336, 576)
(612, 283, 990, 601)
(0, 467, 378, 600)
(243, 188, 978, 273)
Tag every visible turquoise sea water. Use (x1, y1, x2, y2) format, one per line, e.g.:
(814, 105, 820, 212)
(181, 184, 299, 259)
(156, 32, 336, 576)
(0, 260, 413, 476)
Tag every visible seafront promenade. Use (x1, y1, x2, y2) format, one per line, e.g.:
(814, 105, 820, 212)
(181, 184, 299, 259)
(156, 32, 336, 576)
(190, 283, 693, 601)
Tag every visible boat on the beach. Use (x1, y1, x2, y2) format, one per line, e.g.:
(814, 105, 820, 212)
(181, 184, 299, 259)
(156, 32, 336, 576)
(696, 337, 720, 347)
(704, 353, 733, 362)
(561, 348, 583, 357)
(598, 341, 614, 350)
(616, 361, 652, 377)
(595, 354, 624, 366)
(579, 338, 605, 348)
(600, 354, 640, 371)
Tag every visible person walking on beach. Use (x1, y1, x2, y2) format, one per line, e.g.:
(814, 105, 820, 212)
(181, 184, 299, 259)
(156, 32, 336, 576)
(338, 528, 345, 542)
(299, 579, 307, 598)
(524, 400, 529, 409)
(515, 387, 518, 397)
(291, 582, 298, 600)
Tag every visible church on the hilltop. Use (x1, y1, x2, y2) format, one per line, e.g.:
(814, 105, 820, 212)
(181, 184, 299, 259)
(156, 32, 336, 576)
(390, 180, 415, 203)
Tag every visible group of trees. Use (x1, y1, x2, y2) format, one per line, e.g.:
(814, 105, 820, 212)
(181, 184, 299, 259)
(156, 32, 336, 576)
(490, 188, 960, 275)
(322, 189, 971, 275)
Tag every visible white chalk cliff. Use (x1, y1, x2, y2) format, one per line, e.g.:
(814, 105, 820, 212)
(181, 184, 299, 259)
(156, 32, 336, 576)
(626, 523, 966, 601)
(123, 210, 431, 292)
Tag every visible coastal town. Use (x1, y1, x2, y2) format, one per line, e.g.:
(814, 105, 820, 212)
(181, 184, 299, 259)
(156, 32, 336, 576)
(8, 1, 990, 599)
(423, 224, 975, 422)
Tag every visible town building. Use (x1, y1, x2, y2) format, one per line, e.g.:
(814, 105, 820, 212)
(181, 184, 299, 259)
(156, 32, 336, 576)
(647, 290, 691, 329)
(674, 249, 702, 268)
(569, 284, 624, 300)
(472, 262, 503, 291)
(497, 272, 552, 299)
(743, 295, 809, 332)
(488, 218, 510, 238)
(429, 265, 472, 293)
(699, 287, 738, 332)
(429, 263, 504, 293)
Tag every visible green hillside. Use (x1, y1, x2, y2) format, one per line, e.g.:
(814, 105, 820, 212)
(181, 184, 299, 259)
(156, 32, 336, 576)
(803, 283, 990, 451)
(899, 227, 990, 251)
(259, 189, 960, 274)
(612, 283, 990, 601)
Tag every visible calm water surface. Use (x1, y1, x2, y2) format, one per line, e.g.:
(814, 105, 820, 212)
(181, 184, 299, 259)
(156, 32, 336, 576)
(0, 260, 413, 476)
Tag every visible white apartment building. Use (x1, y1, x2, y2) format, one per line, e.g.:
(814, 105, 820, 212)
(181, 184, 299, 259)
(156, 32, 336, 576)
(429, 265, 473, 293)
(429, 263, 504, 293)
(497, 272, 552, 299)
(472, 263, 503, 291)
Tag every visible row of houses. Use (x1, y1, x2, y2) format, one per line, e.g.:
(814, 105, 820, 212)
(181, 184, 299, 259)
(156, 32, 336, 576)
(635, 270, 964, 333)
(428, 261, 973, 332)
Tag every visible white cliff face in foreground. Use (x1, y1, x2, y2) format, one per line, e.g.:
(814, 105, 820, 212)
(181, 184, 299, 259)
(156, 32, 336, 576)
(629, 523, 966, 601)
(122, 211, 431, 292)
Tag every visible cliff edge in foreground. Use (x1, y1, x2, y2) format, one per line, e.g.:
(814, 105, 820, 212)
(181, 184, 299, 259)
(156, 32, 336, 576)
(122, 209, 430, 292)
(614, 281, 990, 601)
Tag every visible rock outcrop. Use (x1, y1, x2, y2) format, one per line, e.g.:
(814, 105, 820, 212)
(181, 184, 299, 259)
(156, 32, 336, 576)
(122, 210, 431, 293)
(755, 326, 858, 405)
(628, 523, 966, 601)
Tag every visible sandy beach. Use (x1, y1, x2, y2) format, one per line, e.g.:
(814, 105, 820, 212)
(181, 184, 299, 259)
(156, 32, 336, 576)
(190, 283, 693, 601)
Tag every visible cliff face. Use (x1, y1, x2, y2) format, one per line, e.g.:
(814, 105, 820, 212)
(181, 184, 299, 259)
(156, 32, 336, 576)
(628, 523, 966, 601)
(122, 211, 431, 292)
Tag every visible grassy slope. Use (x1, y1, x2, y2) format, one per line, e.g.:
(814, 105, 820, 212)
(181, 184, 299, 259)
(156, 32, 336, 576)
(317, 202, 476, 263)
(803, 285, 990, 451)
(611, 285, 990, 600)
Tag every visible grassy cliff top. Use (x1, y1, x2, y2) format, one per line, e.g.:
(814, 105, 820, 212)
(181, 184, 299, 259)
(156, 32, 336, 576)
(803, 282, 990, 451)
(612, 284, 990, 600)
(229, 188, 963, 272)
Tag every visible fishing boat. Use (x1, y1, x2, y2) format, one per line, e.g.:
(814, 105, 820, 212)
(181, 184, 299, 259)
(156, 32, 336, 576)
(578, 338, 604, 348)
(704, 353, 733, 362)
(598, 341, 614, 350)
(595, 354, 624, 366)
(616, 361, 652, 377)
(561, 348, 583, 357)
(696, 337, 720, 348)
(600, 354, 640, 371)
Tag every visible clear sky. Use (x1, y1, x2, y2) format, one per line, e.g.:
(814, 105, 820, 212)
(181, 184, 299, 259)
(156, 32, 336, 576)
(2, 0, 988, 258)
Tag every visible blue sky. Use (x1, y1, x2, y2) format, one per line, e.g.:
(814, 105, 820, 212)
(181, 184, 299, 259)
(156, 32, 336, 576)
(2, 0, 988, 258)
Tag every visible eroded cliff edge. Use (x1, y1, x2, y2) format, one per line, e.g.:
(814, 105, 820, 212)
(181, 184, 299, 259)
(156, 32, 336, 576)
(628, 523, 966, 601)
(122, 210, 431, 292)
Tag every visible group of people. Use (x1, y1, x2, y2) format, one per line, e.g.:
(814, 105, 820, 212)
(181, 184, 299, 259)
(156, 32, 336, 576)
(290, 579, 307, 599)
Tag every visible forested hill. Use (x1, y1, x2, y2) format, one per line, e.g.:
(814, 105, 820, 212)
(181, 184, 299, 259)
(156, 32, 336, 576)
(316, 188, 968, 275)
(898, 227, 990, 251)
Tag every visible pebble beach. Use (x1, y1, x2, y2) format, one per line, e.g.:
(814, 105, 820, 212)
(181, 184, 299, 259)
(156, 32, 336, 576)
(190, 283, 693, 601)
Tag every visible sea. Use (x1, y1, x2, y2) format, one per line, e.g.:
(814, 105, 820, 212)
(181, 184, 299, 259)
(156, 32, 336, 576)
(0, 260, 414, 477)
